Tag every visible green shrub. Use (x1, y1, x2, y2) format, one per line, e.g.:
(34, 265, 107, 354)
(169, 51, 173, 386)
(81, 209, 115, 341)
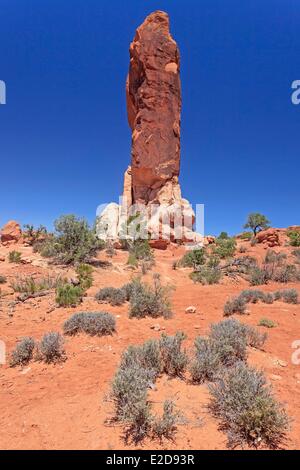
(159, 332, 188, 377)
(75, 263, 93, 290)
(23, 224, 47, 245)
(209, 362, 289, 448)
(273, 289, 298, 304)
(38, 332, 65, 363)
(95, 286, 126, 306)
(8, 251, 22, 263)
(0, 275, 7, 284)
(37, 214, 104, 265)
(213, 238, 236, 259)
(223, 297, 247, 316)
(287, 230, 300, 247)
(129, 275, 173, 319)
(218, 231, 229, 240)
(244, 213, 270, 237)
(190, 337, 221, 383)
(56, 283, 82, 307)
(258, 318, 277, 328)
(179, 248, 206, 268)
(190, 266, 222, 285)
(239, 231, 252, 240)
(63, 311, 116, 336)
(10, 337, 36, 367)
(127, 253, 138, 267)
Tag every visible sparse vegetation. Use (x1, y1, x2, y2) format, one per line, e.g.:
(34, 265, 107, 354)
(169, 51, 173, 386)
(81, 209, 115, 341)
(0, 275, 7, 284)
(110, 335, 182, 444)
(287, 230, 300, 247)
(223, 297, 247, 316)
(35, 214, 104, 265)
(56, 283, 82, 307)
(273, 289, 298, 304)
(23, 224, 47, 245)
(10, 337, 36, 367)
(239, 231, 252, 240)
(258, 318, 277, 328)
(11, 274, 63, 294)
(190, 337, 221, 383)
(37, 332, 65, 363)
(209, 362, 289, 448)
(129, 274, 173, 319)
(75, 263, 93, 290)
(63, 311, 116, 336)
(244, 213, 270, 237)
(95, 286, 127, 306)
(8, 250, 22, 263)
(178, 248, 206, 268)
(190, 265, 222, 285)
(159, 332, 188, 377)
(213, 237, 236, 259)
(209, 319, 249, 365)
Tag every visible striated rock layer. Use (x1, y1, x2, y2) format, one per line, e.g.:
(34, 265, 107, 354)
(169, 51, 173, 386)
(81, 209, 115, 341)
(126, 10, 182, 206)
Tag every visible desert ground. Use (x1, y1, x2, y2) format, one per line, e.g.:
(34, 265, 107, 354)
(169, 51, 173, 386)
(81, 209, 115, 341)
(0, 229, 300, 450)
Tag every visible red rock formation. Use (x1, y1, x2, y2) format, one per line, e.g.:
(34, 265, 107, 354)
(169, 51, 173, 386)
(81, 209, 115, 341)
(256, 228, 280, 247)
(1, 220, 22, 244)
(126, 11, 181, 205)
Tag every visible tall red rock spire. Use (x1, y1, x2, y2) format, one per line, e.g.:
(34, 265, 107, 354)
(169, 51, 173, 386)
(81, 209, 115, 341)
(126, 11, 182, 206)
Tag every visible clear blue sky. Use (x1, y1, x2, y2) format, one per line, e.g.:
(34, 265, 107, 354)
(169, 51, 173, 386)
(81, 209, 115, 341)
(0, 0, 299, 236)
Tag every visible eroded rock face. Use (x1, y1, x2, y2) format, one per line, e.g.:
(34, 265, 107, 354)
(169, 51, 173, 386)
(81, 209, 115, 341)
(256, 228, 280, 247)
(126, 10, 181, 205)
(1, 220, 22, 244)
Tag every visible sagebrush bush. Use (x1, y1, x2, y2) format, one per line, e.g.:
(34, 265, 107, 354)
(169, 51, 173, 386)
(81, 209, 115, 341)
(129, 275, 173, 319)
(56, 283, 82, 307)
(249, 267, 270, 286)
(0, 275, 7, 284)
(159, 332, 188, 377)
(75, 263, 93, 290)
(63, 311, 116, 336)
(8, 251, 22, 263)
(209, 362, 289, 448)
(273, 289, 298, 304)
(287, 230, 300, 247)
(258, 318, 277, 328)
(245, 325, 267, 349)
(264, 249, 287, 265)
(190, 266, 222, 285)
(38, 332, 65, 363)
(292, 249, 300, 263)
(95, 286, 126, 306)
(209, 319, 248, 365)
(152, 400, 179, 441)
(10, 337, 36, 367)
(239, 289, 272, 304)
(190, 337, 221, 383)
(223, 297, 247, 316)
(272, 264, 298, 283)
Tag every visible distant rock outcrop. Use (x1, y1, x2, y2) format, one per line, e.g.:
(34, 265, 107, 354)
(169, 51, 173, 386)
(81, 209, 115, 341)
(1, 220, 22, 244)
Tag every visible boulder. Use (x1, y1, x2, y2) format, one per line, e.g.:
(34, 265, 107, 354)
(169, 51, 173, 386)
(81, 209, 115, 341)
(1, 220, 22, 244)
(256, 228, 280, 247)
